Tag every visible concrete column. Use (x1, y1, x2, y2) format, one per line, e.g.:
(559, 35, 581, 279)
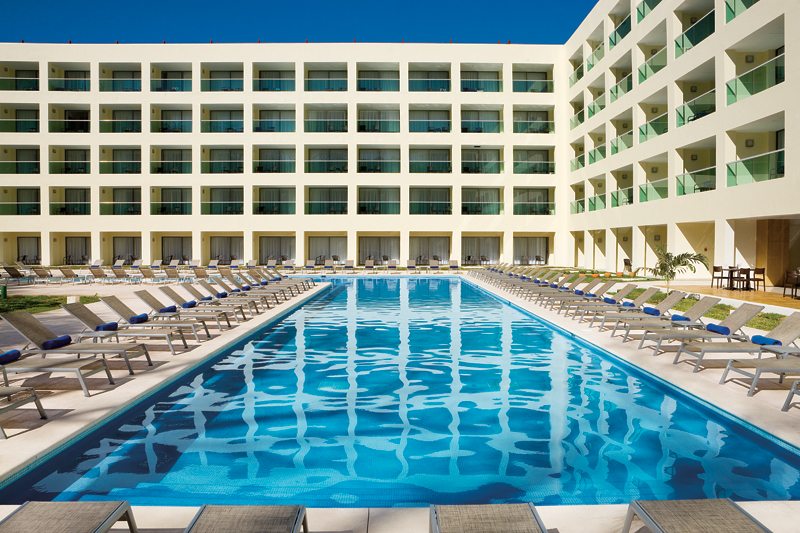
(503, 231, 515, 264)
(632, 225, 646, 273)
(585, 230, 596, 270)
(400, 229, 410, 265)
(714, 218, 735, 267)
(140, 230, 151, 264)
(605, 228, 619, 273)
(347, 229, 357, 264)
(90, 230, 101, 264)
(243, 230, 253, 263)
(450, 231, 461, 265)
(40, 230, 51, 266)
(192, 230, 203, 264)
(295, 231, 305, 266)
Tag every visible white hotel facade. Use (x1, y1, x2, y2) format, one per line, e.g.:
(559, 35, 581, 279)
(0, 0, 796, 283)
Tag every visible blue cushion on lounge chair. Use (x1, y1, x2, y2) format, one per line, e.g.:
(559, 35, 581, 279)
(643, 307, 660, 316)
(585, 293, 596, 298)
(216, 291, 228, 299)
(0, 349, 21, 365)
(549, 283, 558, 288)
(241, 285, 251, 291)
(671, 314, 690, 322)
(181, 300, 197, 309)
(622, 302, 635, 308)
(42, 335, 71, 350)
(129, 313, 148, 324)
(574, 290, 584, 296)
(231, 288, 241, 293)
(200, 296, 213, 302)
(95, 321, 118, 332)
(261, 280, 269, 285)
(752, 335, 782, 346)
(603, 297, 617, 304)
(159, 305, 177, 313)
(706, 323, 730, 335)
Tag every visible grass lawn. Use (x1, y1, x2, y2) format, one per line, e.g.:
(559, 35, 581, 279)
(0, 295, 100, 315)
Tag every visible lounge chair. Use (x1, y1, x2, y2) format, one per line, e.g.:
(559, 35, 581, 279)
(184, 504, 307, 533)
(266, 259, 277, 269)
(59, 266, 87, 283)
(0, 501, 138, 532)
(344, 260, 355, 271)
(406, 259, 417, 272)
(0, 384, 47, 439)
(159, 285, 250, 321)
(388, 259, 398, 271)
(168, 259, 180, 268)
(134, 290, 232, 329)
(203, 278, 283, 307)
(3, 265, 33, 285)
(604, 290, 687, 336)
(246, 259, 257, 268)
(150, 260, 162, 269)
(179, 282, 266, 313)
(323, 259, 335, 271)
(364, 259, 375, 270)
(783, 379, 800, 411)
(585, 287, 660, 326)
(101, 295, 209, 340)
(551, 280, 616, 311)
(721, 350, 800, 396)
(31, 266, 58, 285)
(538, 278, 604, 306)
(449, 259, 459, 270)
(619, 296, 722, 342)
(304, 259, 316, 273)
(131, 259, 142, 268)
(229, 259, 241, 269)
(138, 265, 167, 283)
(113, 259, 125, 268)
(91, 259, 104, 267)
(89, 266, 112, 283)
(430, 504, 547, 533)
(622, 498, 769, 533)
(281, 259, 295, 271)
(207, 259, 219, 269)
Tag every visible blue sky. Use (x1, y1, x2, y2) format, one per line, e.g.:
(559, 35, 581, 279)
(2, 0, 598, 44)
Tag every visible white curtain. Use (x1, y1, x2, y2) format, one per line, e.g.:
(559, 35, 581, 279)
(359, 237, 400, 264)
(113, 237, 141, 263)
(462, 149, 500, 162)
(210, 236, 243, 263)
(16, 237, 40, 264)
(462, 237, 500, 264)
(162, 236, 191, 263)
(65, 236, 90, 264)
(512, 71, 546, 81)
(514, 110, 548, 122)
(514, 237, 549, 265)
(409, 237, 450, 264)
(259, 237, 295, 264)
(308, 236, 347, 263)
(210, 188, 243, 202)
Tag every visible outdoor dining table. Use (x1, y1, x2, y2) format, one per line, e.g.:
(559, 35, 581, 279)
(722, 267, 752, 291)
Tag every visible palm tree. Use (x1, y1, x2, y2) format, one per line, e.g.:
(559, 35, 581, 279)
(646, 247, 708, 290)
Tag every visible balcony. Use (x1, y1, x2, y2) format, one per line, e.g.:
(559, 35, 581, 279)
(201, 120, 244, 133)
(357, 78, 400, 91)
(588, 193, 606, 211)
(462, 161, 502, 174)
(586, 44, 605, 72)
(461, 79, 502, 92)
(0, 118, 39, 133)
(305, 79, 347, 91)
(305, 119, 347, 133)
(677, 167, 717, 195)
(639, 47, 667, 83)
(610, 187, 634, 207)
(151, 202, 192, 215)
(201, 202, 244, 215)
(639, 113, 668, 142)
(305, 201, 347, 215)
(726, 0, 759, 22)
(99, 119, 141, 133)
(569, 64, 584, 87)
(609, 74, 632, 103)
(0, 202, 40, 215)
(409, 161, 451, 173)
(253, 78, 295, 91)
(409, 201, 452, 215)
(570, 200, 585, 214)
(409, 119, 449, 133)
(677, 89, 716, 127)
(610, 131, 633, 155)
(201, 161, 244, 173)
(0, 161, 39, 174)
(513, 120, 553, 134)
(408, 79, 450, 92)
(99, 79, 141, 92)
(570, 154, 585, 171)
(151, 79, 191, 92)
(253, 119, 295, 133)
(151, 161, 191, 174)
(49, 120, 90, 133)
(569, 110, 585, 130)
(358, 160, 401, 173)
(727, 54, 785, 104)
(50, 202, 90, 215)
(100, 202, 141, 215)
(638, 0, 662, 22)
(513, 161, 555, 174)
(0, 77, 38, 91)
(359, 119, 401, 133)
(253, 201, 296, 215)
(100, 161, 141, 174)
(253, 160, 296, 173)
(639, 178, 669, 202)
(201, 79, 243, 91)
(305, 160, 348, 173)
(461, 120, 502, 133)
(151, 119, 191, 133)
(675, 11, 715, 58)
(462, 202, 502, 215)
(588, 145, 606, 165)
(513, 202, 555, 215)
(49, 161, 89, 174)
(727, 149, 784, 186)
(609, 15, 632, 49)
(357, 201, 400, 215)
(49, 78, 89, 91)
(587, 93, 606, 118)
(512, 79, 553, 93)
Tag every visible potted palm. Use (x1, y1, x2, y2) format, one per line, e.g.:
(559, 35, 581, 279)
(646, 247, 708, 290)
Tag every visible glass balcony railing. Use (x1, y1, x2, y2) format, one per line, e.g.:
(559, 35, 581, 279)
(610, 187, 634, 207)
(675, 10, 715, 58)
(49, 78, 90, 91)
(409, 161, 452, 173)
(201, 120, 244, 133)
(201, 161, 244, 173)
(357, 160, 401, 173)
(639, 47, 667, 83)
(253, 160, 296, 173)
(151, 79, 191, 92)
(609, 73, 633, 103)
(727, 149, 785, 187)
(609, 15, 632, 49)
(588, 193, 606, 211)
(99, 79, 141, 92)
(357, 201, 401, 215)
(461, 120, 502, 133)
(0, 77, 39, 91)
(570, 199, 586, 214)
(639, 113, 668, 142)
(570, 154, 585, 171)
(462, 202, 503, 215)
(99, 161, 141, 174)
(512, 120, 554, 134)
(357, 78, 400, 91)
(638, 0, 662, 22)
(727, 54, 785, 104)
(150, 161, 191, 174)
(253, 119, 295, 132)
(513, 202, 555, 215)
(408, 120, 450, 133)
(461, 79, 502, 92)
(99, 119, 141, 133)
(49, 161, 89, 174)
(201, 78, 243, 91)
(677, 89, 716, 127)
(0, 161, 39, 174)
(513, 161, 555, 174)
(151, 119, 191, 133)
(358, 119, 401, 133)
(677, 167, 717, 195)
(100, 202, 141, 215)
(408, 79, 450, 92)
(305, 201, 348, 215)
(253, 78, 295, 91)
(304, 119, 347, 133)
(49, 120, 90, 133)
(305, 160, 348, 173)
(586, 44, 605, 72)
(610, 131, 633, 155)
(587, 93, 606, 118)
(569, 109, 585, 130)
(409, 201, 452, 215)
(569, 64, 584, 87)
(639, 178, 669, 202)
(50, 202, 90, 215)
(726, 0, 759, 22)
(253, 201, 296, 215)
(305, 79, 347, 91)
(512, 80, 553, 93)
(0, 119, 39, 132)
(588, 145, 606, 165)
(462, 161, 502, 174)
(201, 202, 244, 215)
(0, 202, 40, 215)
(150, 202, 192, 215)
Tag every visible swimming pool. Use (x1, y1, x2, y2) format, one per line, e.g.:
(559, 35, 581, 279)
(1, 277, 799, 507)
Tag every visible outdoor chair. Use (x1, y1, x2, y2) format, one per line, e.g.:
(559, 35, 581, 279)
(184, 504, 307, 533)
(430, 504, 547, 533)
(0, 501, 138, 532)
(0, 385, 47, 439)
(622, 499, 768, 533)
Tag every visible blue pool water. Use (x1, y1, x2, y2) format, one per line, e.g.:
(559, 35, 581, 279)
(1, 277, 799, 507)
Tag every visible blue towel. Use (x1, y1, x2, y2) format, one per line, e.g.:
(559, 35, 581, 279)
(643, 307, 661, 316)
(586, 293, 596, 298)
(261, 280, 269, 285)
(706, 323, 730, 336)
(241, 285, 252, 291)
(0, 349, 21, 365)
(159, 305, 177, 313)
(42, 335, 71, 350)
(95, 322, 119, 332)
(603, 297, 617, 304)
(622, 302, 635, 308)
(129, 313, 148, 324)
(752, 335, 782, 346)
(231, 288, 241, 293)
(181, 300, 197, 309)
(216, 291, 228, 299)
(549, 283, 558, 288)
(200, 296, 213, 302)
(671, 314, 690, 322)
(574, 290, 584, 296)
